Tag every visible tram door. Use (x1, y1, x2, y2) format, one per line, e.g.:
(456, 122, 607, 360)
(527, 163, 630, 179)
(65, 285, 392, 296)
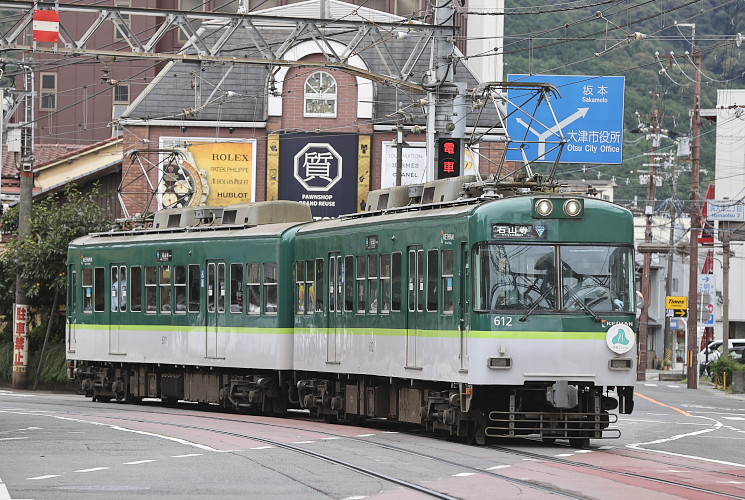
(459, 243, 470, 371)
(406, 246, 424, 368)
(327, 254, 341, 364)
(67, 265, 77, 353)
(206, 261, 226, 359)
(109, 264, 127, 355)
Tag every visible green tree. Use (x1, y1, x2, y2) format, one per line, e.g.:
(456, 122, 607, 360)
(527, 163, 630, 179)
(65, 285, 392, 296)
(0, 185, 111, 344)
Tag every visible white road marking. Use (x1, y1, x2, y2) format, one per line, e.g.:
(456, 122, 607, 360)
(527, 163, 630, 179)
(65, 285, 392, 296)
(0, 391, 34, 398)
(124, 460, 156, 465)
(27, 475, 61, 481)
(0, 476, 10, 500)
(452, 472, 477, 477)
(723, 416, 745, 421)
(74, 467, 109, 473)
(644, 383, 657, 387)
(171, 453, 203, 458)
(486, 465, 511, 471)
(341, 496, 368, 500)
(250, 446, 275, 450)
(555, 454, 574, 457)
(667, 385, 681, 388)
(0, 410, 224, 452)
(322, 437, 342, 440)
(355, 434, 375, 437)
(574, 450, 593, 454)
(627, 416, 745, 468)
(0, 437, 28, 441)
(719, 481, 745, 484)
(292, 441, 316, 444)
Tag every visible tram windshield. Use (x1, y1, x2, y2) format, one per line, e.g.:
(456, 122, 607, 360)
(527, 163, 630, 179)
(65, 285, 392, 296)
(473, 244, 634, 314)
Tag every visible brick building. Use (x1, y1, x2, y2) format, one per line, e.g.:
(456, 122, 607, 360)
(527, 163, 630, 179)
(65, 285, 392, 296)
(118, 0, 503, 220)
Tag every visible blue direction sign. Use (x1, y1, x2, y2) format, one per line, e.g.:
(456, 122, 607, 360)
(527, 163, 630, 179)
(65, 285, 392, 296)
(506, 74, 625, 164)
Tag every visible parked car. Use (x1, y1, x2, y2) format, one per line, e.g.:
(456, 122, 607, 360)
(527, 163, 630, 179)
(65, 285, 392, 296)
(700, 339, 745, 365)
(728, 346, 745, 364)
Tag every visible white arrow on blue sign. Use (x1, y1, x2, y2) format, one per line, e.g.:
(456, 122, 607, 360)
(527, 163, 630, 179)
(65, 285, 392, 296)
(506, 74, 625, 164)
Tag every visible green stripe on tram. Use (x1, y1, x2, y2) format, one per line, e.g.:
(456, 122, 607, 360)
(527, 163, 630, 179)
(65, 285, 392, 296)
(75, 324, 606, 340)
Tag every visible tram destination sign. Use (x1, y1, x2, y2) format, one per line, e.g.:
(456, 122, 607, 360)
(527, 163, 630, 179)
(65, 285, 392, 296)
(492, 223, 548, 239)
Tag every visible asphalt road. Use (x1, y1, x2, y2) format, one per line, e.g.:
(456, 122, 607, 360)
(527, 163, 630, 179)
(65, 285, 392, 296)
(1, 381, 744, 500)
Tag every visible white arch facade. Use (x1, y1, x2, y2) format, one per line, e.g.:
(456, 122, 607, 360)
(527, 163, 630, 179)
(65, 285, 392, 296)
(267, 40, 374, 119)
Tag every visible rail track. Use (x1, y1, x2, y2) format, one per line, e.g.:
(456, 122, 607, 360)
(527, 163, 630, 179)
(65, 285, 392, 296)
(4, 395, 744, 500)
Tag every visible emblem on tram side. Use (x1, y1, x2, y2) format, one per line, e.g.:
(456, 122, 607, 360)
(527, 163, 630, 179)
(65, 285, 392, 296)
(605, 324, 635, 354)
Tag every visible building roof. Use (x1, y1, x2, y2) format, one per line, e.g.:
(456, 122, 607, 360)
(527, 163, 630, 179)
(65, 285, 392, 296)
(1, 138, 122, 197)
(123, 0, 499, 129)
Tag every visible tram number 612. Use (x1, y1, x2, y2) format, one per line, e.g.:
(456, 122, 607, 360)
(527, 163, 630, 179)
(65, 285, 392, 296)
(493, 316, 513, 327)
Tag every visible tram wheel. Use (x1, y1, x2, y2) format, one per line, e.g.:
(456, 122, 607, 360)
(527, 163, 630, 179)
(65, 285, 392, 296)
(466, 422, 486, 446)
(569, 437, 590, 449)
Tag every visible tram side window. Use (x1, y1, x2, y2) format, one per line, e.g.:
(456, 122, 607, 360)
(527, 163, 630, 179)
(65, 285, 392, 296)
(416, 250, 424, 312)
(174, 265, 187, 313)
(69, 269, 77, 314)
(391, 252, 402, 312)
(294, 261, 305, 314)
(305, 260, 315, 315)
(380, 254, 391, 313)
(111, 266, 127, 312)
(344, 256, 354, 312)
(329, 256, 338, 312)
(264, 262, 278, 314)
(130, 266, 142, 312)
(188, 264, 200, 313)
(442, 250, 454, 314)
(145, 266, 157, 313)
(160, 266, 172, 313)
(247, 263, 260, 314)
(314, 258, 324, 312)
(217, 263, 226, 313)
(94, 267, 105, 312)
(230, 263, 244, 313)
(368, 254, 378, 314)
(427, 249, 438, 312)
(82, 268, 93, 313)
(356, 256, 366, 313)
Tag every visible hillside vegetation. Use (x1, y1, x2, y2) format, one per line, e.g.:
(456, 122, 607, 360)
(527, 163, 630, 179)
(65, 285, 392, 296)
(503, 0, 743, 206)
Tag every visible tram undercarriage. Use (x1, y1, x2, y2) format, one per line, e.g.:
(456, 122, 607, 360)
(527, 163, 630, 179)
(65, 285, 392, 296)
(73, 362, 632, 446)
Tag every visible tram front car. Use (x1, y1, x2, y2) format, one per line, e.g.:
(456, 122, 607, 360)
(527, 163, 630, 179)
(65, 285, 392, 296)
(467, 194, 636, 446)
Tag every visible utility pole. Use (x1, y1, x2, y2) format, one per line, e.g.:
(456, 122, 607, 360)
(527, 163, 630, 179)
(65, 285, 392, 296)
(11, 62, 34, 390)
(429, 0, 466, 182)
(722, 232, 731, 358)
(664, 157, 679, 370)
(685, 26, 702, 389)
(637, 94, 661, 381)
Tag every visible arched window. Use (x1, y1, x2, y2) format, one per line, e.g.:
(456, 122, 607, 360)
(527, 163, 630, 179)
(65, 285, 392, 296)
(304, 71, 337, 117)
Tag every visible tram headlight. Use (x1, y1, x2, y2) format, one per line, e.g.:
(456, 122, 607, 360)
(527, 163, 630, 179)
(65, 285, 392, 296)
(535, 199, 554, 217)
(563, 199, 583, 217)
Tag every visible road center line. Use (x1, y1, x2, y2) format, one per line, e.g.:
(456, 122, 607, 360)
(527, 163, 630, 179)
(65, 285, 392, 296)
(634, 392, 692, 416)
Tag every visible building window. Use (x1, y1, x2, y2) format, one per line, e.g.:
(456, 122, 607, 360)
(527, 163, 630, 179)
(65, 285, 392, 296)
(40, 72, 56, 111)
(114, 84, 130, 104)
(114, 0, 131, 41)
(304, 71, 337, 118)
(179, 0, 205, 43)
(395, 0, 420, 17)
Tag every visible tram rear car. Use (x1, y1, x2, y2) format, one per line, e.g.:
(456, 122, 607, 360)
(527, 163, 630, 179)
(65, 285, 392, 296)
(67, 202, 310, 410)
(292, 192, 636, 446)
